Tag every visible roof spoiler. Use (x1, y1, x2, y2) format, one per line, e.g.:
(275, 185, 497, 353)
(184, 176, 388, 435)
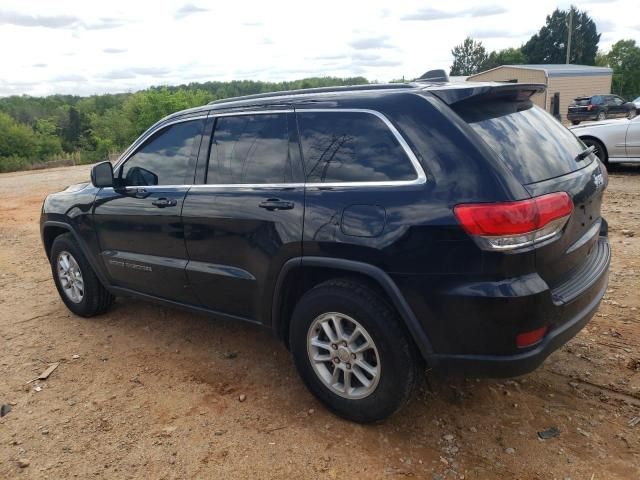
(430, 83, 546, 105)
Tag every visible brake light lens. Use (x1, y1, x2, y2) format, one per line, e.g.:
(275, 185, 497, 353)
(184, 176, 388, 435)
(516, 326, 548, 348)
(454, 192, 573, 251)
(587, 104, 593, 111)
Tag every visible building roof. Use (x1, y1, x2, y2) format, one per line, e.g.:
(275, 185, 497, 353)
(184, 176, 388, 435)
(471, 64, 612, 78)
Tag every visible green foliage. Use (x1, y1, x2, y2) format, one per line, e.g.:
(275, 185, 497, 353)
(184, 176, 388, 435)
(599, 40, 640, 99)
(450, 37, 488, 76)
(0, 76, 369, 173)
(480, 48, 528, 72)
(522, 6, 600, 65)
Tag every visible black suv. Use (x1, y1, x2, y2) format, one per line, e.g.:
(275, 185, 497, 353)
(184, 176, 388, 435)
(568, 94, 636, 124)
(41, 82, 610, 422)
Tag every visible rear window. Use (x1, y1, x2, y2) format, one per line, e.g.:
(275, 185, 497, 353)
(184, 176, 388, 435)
(455, 102, 591, 184)
(575, 98, 591, 106)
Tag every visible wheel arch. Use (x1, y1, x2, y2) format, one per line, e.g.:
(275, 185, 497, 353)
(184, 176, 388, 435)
(42, 223, 71, 259)
(41, 221, 111, 287)
(271, 256, 435, 362)
(578, 135, 609, 162)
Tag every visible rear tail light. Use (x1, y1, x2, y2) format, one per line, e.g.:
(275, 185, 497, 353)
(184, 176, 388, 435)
(454, 192, 573, 251)
(516, 326, 548, 348)
(587, 104, 593, 111)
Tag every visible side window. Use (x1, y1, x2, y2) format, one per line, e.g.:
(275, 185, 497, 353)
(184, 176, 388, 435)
(120, 119, 203, 186)
(296, 111, 417, 183)
(206, 114, 292, 184)
(591, 96, 603, 105)
(613, 96, 624, 106)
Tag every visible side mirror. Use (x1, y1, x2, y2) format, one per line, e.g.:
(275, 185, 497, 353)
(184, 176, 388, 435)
(90, 161, 114, 188)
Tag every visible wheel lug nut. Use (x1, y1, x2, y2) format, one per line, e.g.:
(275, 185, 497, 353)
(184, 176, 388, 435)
(351, 353, 356, 359)
(331, 344, 338, 350)
(333, 358, 340, 363)
(341, 341, 347, 347)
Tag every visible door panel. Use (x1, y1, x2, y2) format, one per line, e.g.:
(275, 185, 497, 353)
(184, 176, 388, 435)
(182, 111, 305, 323)
(182, 186, 303, 321)
(626, 118, 640, 159)
(94, 187, 196, 303)
(93, 117, 205, 302)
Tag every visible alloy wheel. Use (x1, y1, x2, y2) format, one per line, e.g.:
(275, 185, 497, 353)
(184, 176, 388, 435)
(307, 312, 381, 399)
(57, 251, 84, 303)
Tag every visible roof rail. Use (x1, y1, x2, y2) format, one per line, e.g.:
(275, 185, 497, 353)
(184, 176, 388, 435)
(207, 83, 415, 106)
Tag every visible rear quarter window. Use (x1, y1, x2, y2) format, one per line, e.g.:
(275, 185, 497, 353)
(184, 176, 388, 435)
(455, 102, 591, 185)
(296, 111, 417, 183)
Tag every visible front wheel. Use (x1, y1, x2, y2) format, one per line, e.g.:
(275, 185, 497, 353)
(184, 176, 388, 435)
(628, 108, 637, 119)
(289, 279, 420, 423)
(50, 233, 114, 317)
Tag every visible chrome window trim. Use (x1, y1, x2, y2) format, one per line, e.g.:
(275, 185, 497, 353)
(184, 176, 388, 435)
(114, 108, 427, 189)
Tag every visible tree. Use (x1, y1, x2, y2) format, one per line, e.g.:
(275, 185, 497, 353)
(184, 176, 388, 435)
(480, 48, 528, 71)
(450, 37, 488, 76)
(601, 40, 640, 99)
(522, 6, 600, 65)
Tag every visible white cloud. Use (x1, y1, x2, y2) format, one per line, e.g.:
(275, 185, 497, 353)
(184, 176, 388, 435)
(0, 0, 635, 96)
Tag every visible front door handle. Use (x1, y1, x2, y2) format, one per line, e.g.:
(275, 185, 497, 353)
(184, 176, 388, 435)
(258, 199, 294, 211)
(152, 198, 178, 208)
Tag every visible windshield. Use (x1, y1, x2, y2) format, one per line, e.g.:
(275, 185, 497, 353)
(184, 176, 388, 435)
(455, 102, 592, 185)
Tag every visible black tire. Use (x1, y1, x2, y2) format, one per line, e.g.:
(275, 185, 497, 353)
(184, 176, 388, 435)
(571, 120, 580, 125)
(289, 278, 420, 423)
(581, 137, 608, 166)
(597, 110, 607, 121)
(50, 233, 114, 317)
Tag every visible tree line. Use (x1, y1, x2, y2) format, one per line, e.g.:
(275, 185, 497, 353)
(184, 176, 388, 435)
(0, 77, 367, 173)
(450, 6, 640, 100)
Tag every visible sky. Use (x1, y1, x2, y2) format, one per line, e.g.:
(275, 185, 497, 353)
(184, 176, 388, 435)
(0, 0, 638, 97)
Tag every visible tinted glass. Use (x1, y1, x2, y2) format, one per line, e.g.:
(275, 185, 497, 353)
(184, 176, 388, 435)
(207, 114, 292, 184)
(455, 102, 591, 184)
(121, 120, 202, 186)
(575, 98, 591, 106)
(297, 111, 416, 183)
(592, 96, 603, 105)
(612, 96, 624, 106)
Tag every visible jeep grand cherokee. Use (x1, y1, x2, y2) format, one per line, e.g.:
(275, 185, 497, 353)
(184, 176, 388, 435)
(41, 82, 610, 422)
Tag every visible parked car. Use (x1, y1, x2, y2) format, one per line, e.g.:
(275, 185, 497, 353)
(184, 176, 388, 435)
(633, 96, 640, 109)
(570, 114, 640, 167)
(41, 82, 610, 422)
(567, 94, 636, 125)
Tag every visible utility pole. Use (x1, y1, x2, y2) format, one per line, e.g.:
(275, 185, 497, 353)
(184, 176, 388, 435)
(566, 9, 573, 64)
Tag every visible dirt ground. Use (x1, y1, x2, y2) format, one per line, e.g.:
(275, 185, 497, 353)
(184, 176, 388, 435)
(0, 165, 638, 480)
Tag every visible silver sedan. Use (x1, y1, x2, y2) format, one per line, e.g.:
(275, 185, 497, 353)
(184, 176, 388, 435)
(569, 116, 640, 167)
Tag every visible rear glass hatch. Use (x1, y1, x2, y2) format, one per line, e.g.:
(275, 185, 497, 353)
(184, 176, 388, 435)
(452, 97, 606, 296)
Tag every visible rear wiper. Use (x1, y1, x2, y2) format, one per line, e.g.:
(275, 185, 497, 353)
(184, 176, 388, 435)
(575, 145, 595, 161)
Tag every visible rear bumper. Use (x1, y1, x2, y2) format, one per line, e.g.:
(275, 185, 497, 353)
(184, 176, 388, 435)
(567, 111, 598, 121)
(430, 270, 608, 377)
(396, 235, 610, 378)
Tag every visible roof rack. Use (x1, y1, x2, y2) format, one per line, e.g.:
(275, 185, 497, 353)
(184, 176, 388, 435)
(207, 83, 415, 106)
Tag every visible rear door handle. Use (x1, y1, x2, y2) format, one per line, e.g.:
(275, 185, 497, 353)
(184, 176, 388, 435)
(258, 199, 294, 211)
(152, 198, 178, 208)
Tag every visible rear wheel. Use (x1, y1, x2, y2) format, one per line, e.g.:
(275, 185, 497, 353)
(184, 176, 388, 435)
(581, 137, 608, 166)
(50, 234, 114, 317)
(289, 279, 420, 423)
(597, 111, 607, 121)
